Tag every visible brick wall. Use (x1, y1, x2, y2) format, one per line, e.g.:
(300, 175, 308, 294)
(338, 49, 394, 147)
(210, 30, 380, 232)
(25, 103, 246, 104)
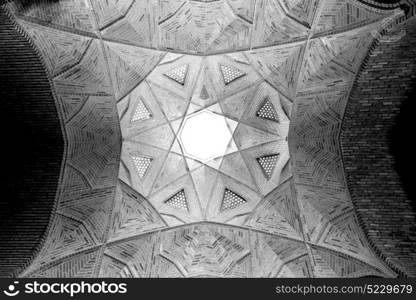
(0, 6, 64, 277)
(358, 0, 401, 9)
(341, 17, 416, 277)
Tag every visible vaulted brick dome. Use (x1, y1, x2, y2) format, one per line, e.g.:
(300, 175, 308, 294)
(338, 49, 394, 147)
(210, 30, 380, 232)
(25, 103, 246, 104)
(1, 0, 415, 278)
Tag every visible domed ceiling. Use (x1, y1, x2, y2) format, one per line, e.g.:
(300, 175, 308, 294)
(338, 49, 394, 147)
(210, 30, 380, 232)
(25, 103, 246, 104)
(3, 0, 407, 277)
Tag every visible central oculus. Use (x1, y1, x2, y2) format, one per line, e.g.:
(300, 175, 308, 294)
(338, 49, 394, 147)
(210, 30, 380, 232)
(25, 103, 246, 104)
(179, 110, 236, 162)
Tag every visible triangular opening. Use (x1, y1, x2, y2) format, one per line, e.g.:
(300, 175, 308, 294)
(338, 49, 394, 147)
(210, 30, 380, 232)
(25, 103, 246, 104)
(164, 64, 189, 85)
(257, 154, 279, 180)
(220, 64, 246, 85)
(131, 99, 152, 122)
(257, 98, 279, 122)
(165, 190, 188, 211)
(221, 189, 247, 212)
(131, 155, 153, 178)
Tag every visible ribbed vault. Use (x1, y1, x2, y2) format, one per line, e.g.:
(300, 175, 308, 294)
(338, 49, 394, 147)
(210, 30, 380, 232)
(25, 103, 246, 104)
(1, 0, 414, 278)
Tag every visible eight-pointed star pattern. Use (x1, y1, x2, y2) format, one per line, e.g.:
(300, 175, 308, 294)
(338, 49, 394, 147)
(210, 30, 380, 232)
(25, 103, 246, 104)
(5, 0, 403, 278)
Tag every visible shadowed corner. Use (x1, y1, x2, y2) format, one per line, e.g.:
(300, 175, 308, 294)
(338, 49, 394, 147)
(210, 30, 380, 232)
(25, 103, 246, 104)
(0, 5, 64, 277)
(390, 78, 416, 209)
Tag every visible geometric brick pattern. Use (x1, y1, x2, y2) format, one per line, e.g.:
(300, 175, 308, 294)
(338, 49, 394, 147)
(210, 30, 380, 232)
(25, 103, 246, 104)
(7, 0, 403, 278)
(159, 225, 250, 277)
(244, 180, 303, 240)
(252, 0, 310, 47)
(314, 0, 390, 34)
(27, 251, 100, 278)
(108, 181, 166, 242)
(310, 246, 390, 278)
(246, 42, 305, 96)
(104, 42, 164, 100)
(158, 0, 252, 53)
(250, 231, 313, 277)
(99, 233, 160, 278)
(8, 0, 96, 32)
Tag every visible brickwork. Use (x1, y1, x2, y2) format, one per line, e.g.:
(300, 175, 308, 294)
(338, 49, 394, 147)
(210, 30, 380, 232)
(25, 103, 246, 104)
(341, 17, 416, 277)
(1, 0, 414, 278)
(0, 6, 64, 277)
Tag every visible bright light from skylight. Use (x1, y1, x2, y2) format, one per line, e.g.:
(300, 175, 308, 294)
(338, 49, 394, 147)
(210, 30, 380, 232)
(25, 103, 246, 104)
(179, 110, 235, 162)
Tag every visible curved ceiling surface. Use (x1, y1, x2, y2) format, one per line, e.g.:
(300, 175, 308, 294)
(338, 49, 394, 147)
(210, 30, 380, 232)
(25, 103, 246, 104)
(3, 0, 407, 277)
